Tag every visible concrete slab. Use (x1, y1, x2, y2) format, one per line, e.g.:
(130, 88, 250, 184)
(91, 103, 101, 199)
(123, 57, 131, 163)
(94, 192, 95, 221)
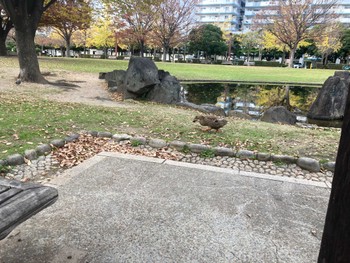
(0, 152, 330, 262)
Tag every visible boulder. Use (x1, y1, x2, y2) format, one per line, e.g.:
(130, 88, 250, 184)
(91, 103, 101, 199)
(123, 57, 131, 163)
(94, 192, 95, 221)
(124, 57, 160, 95)
(307, 71, 350, 121)
(145, 71, 181, 104)
(105, 70, 126, 92)
(103, 58, 182, 104)
(261, 106, 297, 125)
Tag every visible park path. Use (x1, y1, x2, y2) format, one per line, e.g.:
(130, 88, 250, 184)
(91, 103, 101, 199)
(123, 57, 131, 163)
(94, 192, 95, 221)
(0, 68, 130, 108)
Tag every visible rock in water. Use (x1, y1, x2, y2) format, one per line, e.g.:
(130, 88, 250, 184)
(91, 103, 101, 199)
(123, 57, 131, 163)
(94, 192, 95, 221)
(261, 106, 297, 125)
(307, 71, 350, 121)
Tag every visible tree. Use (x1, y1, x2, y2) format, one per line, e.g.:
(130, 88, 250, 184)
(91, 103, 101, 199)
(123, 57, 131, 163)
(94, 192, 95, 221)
(103, 0, 161, 57)
(0, 0, 57, 83)
(337, 28, 350, 64)
(188, 24, 227, 59)
(314, 23, 342, 65)
(87, 18, 115, 58)
(318, 90, 350, 262)
(239, 31, 261, 64)
(153, 0, 198, 62)
(41, 0, 92, 57)
(255, 0, 337, 67)
(0, 4, 12, 56)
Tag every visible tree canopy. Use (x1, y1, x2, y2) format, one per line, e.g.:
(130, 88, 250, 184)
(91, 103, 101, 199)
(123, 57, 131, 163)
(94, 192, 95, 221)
(255, 0, 337, 67)
(188, 24, 227, 59)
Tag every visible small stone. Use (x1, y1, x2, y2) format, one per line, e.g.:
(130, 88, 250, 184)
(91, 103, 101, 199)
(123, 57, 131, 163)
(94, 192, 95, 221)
(50, 139, 66, 148)
(24, 149, 37, 160)
(6, 154, 25, 166)
(65, 134, 80, 143)
(148, 139, 167, 148)
(130, 137, 147, 145)
(236, 150, 255, 159)
(112, 134, 132, 142)
(257, 153, 271, 162)
(322, 162, 336, 172)
(213, 147, 235, 157)
(97, 132, 113, 138)
(188, 144, 210, 153)
(168, 141, 186, 151)
(88, 131, 98, 137)
(297, 157, 321, 173)
(36, 144, 52, 156)
(0, 159, 7, 166)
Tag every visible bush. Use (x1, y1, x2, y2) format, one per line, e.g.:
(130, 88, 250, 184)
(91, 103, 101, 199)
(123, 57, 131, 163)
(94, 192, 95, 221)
(116, 56, 125, 60)
(154, 57, 161, 62)
(254, 61, 285, 67)
(100, 54, 108, 59)
(316, 63, 344, 70)
(79, 54, 92, 59)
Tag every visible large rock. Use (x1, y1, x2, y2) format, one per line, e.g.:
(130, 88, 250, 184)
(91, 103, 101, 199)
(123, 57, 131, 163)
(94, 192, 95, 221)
(124, 57, 160, 95)
(103, 58, 182, 104)
(105, 70, 126, 92)
(307, 71, 350, 121)
(145, 71, 181, 104)
(260, 106, 297, 125)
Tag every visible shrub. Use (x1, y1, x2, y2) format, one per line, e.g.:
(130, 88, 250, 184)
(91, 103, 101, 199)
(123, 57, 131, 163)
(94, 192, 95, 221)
(254, 61, 285, 67)
(116, 56, 125, 60)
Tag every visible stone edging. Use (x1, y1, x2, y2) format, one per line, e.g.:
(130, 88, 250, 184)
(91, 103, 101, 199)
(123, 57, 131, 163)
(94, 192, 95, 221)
(0, 131, 335, 174)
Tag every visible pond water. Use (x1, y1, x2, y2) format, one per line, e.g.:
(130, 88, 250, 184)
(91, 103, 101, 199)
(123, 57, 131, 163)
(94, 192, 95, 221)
(181, 82, 321, 123)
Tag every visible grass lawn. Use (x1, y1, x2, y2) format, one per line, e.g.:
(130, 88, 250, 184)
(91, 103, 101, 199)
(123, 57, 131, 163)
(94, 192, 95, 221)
(0, 56, 341, 164)
(1, 56, 338, 84)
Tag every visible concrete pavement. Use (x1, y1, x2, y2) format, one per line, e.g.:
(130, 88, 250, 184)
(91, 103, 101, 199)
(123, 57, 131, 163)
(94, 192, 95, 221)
(0, 152, 330, 262)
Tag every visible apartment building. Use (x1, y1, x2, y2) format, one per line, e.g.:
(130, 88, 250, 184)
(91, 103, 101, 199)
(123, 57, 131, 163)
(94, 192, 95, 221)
(196, 0, 350, 33)
(195, 0, 246, 32)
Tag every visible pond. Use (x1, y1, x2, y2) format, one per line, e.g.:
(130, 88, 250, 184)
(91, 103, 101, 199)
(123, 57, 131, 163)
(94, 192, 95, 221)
(181, 82, 322, 124)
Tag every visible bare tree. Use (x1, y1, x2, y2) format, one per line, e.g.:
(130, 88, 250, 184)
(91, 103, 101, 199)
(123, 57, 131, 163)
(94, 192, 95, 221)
(0, 0, 57, 83)
(254, 0, 338, 67)
(153, 0, 198, 62)
(104, 0, 161, 57)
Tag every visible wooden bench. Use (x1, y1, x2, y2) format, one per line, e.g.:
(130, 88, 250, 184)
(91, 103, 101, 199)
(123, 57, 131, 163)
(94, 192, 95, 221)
(0, 177, 58, 240)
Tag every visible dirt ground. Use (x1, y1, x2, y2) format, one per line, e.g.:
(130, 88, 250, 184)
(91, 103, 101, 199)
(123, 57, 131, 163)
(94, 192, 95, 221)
(0, 68, 129, 108)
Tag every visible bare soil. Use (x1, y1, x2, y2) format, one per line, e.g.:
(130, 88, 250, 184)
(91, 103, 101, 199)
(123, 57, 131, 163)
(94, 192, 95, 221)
(0, 68, 129, 108)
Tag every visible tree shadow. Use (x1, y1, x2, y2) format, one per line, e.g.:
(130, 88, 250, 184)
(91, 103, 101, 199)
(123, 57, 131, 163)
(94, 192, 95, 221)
(48, 79, 82, 90)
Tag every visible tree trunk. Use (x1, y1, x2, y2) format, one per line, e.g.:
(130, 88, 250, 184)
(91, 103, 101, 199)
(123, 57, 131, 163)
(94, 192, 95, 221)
(162, 46, 169, 62)
(288, 47, 297, 68)
(15, 27, 47, 83)
(318, 89, 350, 262)
(65, 38, 71, 58)
(0, 35, 7, 56)
(140, 40, 145, 57)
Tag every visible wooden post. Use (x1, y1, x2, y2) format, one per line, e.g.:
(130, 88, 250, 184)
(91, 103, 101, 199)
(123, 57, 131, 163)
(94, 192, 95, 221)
(318, 87, 350, 262)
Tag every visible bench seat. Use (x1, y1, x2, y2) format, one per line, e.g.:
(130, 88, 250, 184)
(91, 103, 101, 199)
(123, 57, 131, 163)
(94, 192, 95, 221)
(0, 177, 58, 240)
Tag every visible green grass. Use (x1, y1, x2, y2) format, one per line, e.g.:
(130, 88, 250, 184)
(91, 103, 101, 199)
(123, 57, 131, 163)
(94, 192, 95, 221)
(0, 56, 337, 84)
(0, 56, 341, 162)
(0, 93, 340, 161)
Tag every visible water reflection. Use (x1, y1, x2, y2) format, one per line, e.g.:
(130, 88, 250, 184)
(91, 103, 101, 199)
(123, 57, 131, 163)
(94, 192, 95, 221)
(181, 82, 320, 120)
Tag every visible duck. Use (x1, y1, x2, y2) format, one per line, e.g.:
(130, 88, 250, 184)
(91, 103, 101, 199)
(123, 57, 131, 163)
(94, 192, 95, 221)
(193, 115, 228, 132)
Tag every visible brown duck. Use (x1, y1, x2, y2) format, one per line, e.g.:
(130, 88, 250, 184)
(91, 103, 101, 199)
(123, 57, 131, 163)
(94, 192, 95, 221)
(193, 115, 228, 132)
